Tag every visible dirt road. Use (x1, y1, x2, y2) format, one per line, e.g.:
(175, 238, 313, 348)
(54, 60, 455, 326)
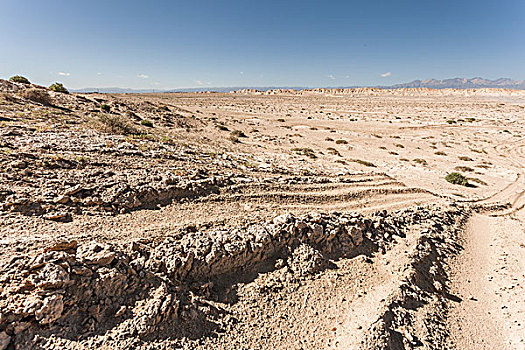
(446, 140, 525, 349)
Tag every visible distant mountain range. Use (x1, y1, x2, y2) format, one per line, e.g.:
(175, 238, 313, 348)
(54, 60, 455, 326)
(386, 77, 525, 90)
(71, 78, 525, 94)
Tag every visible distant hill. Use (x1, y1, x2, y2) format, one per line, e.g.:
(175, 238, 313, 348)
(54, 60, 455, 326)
(386, 77, 525, 90)
(71, 78, 525, 94)
(71, 86, 306, 94)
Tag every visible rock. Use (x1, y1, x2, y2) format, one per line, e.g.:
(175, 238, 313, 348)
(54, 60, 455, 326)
(28, 263, 70, 290)
(44, 240, 78, 253)
(0, 331, 10, 350)
(63, 184, 82, 196)
(35, 294, 64, 325)
(9, 160, 26, 169)
(288, 243, 328, 276)
(77, 242, 115, 266)
(43, 211, 72, 222)
(53, 195, 70, 204)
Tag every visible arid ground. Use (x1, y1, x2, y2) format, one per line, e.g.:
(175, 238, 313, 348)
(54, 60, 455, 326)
(1, 80, 524, 349)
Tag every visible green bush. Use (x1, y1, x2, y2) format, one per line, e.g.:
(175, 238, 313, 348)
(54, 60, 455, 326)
(9, 75, 30, 84)
(141, 120, 153, 127)
(445, 172, 469, 186)
(49, 82, 69, 94)
(100, 104, 111, 112)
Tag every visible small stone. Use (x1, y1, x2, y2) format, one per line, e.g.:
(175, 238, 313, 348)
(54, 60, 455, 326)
(77, 242, 115, 266)
(44, 240, 78, 253)
(53, 195, 70, 204)
(63, 184, 82, 196)
(43, 212, 72, 222)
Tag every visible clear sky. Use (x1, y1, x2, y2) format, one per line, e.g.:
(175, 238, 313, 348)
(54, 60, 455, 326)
(1, 0, 524, 89)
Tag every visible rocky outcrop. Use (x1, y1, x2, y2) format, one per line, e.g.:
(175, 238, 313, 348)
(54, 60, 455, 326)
(0, 205, 464, 348)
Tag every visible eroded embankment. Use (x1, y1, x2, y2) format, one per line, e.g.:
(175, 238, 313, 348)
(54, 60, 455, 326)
(0, 205, 469, 349)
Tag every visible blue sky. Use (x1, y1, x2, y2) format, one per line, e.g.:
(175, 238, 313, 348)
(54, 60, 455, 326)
(1, 0, 524, 89)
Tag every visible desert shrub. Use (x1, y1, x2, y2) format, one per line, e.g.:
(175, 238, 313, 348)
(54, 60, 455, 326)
(217, 124, 229, 131)
(141, 120, 153, 127)
(335, 139, 348, 144)
(100, 104, 111, 112)
(325, 137, 334, 141)
(9, 75, 30, 84)
(228, 134, 240, 143)
(455, 166, 473, 172)
(350, 159, 376, 167)
(435, 151, 447, 156)
(20, 88, 52, 105)
(327, 147, 341, 156)
(475, 164, 490, 169)
(395, 143, 404, 148)
(413, 158, 427, 165)
(458, 156, 473, 161)
(277, 118, 286, 122)
(49, 82, 69, 94)
(230, 130, 246, 138)
(292, 147, 317, 159)
(445, 172, 469, 186)
(96, 114, 138, 135)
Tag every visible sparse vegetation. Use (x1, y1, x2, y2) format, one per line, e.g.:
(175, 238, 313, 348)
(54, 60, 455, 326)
(95, 114, 138, 135)
(327, 147, 341, 156)
(445, 172, 469, 186)
(458, 156, 473, 161)
(100, 104, 111, 112)
(413, 158, 428, 165)
(455, 166, 473, 172)
(350, 159, 376, 167)
(434, 151, 447, 156)
(141, 120, 153, 127)
(277, 118, 285, 122)
(395, 144, 404, 148)
(49, 82, 69, 94)
(335, 139, 348, 144)
(475, 164, 491, 169)
(20, 88, 52, 105)
(292, 147, 317, 159)
(230, 130, 246, 138)
(9, 75, 30, 84)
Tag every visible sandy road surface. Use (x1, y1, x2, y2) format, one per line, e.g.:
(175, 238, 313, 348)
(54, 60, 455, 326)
(447, 140, 525, 349)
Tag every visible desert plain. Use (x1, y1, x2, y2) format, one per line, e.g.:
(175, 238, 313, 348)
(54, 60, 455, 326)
(0, 80, 524, 349)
